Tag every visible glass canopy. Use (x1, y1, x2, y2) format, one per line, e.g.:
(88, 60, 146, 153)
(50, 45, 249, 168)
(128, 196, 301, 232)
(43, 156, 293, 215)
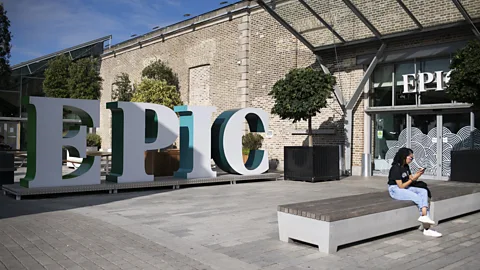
(256, 0, 478, 51)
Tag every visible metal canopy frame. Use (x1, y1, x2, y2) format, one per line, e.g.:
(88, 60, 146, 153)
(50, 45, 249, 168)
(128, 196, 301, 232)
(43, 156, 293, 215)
(255, 0, 479, 51)
(341, 0, 381, 39)
(452, 0, 480, 38)
(298, 0, 346, 43)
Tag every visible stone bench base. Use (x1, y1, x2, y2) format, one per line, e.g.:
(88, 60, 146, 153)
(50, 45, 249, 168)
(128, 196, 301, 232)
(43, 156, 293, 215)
(278, 205, 420, 254)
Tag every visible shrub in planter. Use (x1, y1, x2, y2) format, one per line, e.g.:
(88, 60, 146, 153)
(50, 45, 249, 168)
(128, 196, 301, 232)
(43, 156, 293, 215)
(242, 133, 264, 163)
(86, 133, 101, 151)
(133, 60, 183, 176)
(269, 67, 338, 180)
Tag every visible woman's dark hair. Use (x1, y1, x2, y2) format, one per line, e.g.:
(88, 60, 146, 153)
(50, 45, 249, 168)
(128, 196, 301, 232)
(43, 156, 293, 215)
(392, 147, 413, 166)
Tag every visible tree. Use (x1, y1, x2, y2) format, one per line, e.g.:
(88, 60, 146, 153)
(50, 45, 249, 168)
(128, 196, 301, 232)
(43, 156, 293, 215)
(43, 55, 102, 100)
(447, 40, 480, 108)
(0, 3, 11, 89)
(142, 60, 179, 91)
(112, 72, 133, 101)
(269, 67, 336, 146)
(43, 55, 72, 98)
(131, 78, 182, 109)
(68, 57, 102, 100)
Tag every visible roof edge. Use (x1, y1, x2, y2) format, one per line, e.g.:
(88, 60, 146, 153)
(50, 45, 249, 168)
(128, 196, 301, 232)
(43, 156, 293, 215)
(12, 35, 112, 70)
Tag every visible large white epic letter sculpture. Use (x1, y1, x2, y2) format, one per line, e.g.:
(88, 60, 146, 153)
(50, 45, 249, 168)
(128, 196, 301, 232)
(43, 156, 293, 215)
(211, 108, 269, 175)
(20, 97, 100, 188)
(107, 102, 179, 183)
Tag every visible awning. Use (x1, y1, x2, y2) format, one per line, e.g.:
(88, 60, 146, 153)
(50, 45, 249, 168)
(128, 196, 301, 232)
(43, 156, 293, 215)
(254, 0, 480, 52)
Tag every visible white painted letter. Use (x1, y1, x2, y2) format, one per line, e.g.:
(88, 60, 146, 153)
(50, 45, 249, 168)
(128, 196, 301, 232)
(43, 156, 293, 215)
(107, 102, 179, 183)
(174, 105, 217, 179)
(21, 97, 100, 188)
(402, 74, 416, 93)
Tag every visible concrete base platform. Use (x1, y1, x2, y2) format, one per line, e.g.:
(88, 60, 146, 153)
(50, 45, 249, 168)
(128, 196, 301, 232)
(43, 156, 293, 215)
(2, 172, 280, 200)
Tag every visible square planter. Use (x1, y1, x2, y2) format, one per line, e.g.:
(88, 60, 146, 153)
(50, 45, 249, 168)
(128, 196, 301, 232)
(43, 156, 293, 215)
(284, 146, 340, 182)
(450, 149, 480, 183)
(145, 149, 180, 177)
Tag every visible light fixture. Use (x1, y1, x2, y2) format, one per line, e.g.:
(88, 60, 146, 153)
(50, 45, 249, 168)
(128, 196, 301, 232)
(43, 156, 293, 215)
(130, 34, 137, 37)
(184, 13, 191, 17)
(220, 1, 228, 4)
(152, 26, 159, 30)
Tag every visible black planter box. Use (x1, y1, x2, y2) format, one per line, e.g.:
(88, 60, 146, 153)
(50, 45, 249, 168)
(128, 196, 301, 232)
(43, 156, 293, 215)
(450, 149, 480, 183)
(0, 152, 15, 186)
(284, 146, 340, 182)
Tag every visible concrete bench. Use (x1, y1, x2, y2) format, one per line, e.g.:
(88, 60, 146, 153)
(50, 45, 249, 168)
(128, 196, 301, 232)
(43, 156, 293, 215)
(277, 182, 480, 254)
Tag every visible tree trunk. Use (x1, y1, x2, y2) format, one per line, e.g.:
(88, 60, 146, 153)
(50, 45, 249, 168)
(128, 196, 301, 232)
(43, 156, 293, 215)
(308, 117, 313, 147)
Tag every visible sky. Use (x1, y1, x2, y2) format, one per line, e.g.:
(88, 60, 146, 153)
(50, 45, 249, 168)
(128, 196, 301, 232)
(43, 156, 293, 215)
(3, 0, 237, 66)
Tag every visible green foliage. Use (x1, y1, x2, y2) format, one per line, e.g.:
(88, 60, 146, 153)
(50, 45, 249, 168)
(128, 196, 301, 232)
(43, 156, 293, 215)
(43, 56, 102, 100)
(112, 72, 133, 101)
(86, 133, 102, 147)
(242, 133, 264, 150)
(0, 3, 12, 89)
(142, 59, 179, 91)
(131, 78, 182, 109)
(447, 40, 480, 108)
(43, 55, 72, 98)
(269, 67, 336, 123)
(68, 57, 102, 100)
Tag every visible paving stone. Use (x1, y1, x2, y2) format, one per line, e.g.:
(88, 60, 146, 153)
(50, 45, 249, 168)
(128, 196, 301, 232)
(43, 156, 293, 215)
(2, 177, 480, 270)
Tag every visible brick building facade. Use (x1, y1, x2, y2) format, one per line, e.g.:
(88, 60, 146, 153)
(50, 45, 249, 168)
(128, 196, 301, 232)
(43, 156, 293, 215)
(98, 0, 480, 177)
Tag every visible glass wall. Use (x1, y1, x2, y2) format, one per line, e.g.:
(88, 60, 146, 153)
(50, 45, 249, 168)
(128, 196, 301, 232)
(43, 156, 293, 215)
(371, 56, 453, 107)
(373, 113, 407, 174)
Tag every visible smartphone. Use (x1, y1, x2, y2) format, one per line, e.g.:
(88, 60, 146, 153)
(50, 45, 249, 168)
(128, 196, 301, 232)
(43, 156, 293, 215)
(420, 167, 426, 172)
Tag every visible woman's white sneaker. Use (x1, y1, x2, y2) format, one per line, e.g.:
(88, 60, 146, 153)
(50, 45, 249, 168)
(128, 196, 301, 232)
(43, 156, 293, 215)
(423, 229, 442, 237)
(418, 215, 435, 225)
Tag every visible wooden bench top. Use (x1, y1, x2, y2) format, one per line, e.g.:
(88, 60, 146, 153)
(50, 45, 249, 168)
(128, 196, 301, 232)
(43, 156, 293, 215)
(278, 182, 480, 222)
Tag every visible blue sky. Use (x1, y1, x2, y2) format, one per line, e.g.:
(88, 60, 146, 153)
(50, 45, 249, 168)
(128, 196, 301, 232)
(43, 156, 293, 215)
(3, 0, 237, 65)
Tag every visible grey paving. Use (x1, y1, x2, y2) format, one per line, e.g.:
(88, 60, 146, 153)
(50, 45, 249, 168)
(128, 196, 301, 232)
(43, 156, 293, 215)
(1, 174, 480, 269)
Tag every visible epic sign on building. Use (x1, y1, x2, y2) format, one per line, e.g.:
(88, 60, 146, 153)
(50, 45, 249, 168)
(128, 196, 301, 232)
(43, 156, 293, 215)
(20, 97, 269, 188)
(402, 70, 452, 93)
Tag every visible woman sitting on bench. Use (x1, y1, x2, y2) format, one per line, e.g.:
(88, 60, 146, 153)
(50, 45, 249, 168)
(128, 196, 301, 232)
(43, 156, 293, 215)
(387, 147, 442, 237)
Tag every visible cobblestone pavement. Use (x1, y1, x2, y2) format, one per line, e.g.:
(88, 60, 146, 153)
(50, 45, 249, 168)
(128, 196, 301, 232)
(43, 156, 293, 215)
(1, 176, 479, 270)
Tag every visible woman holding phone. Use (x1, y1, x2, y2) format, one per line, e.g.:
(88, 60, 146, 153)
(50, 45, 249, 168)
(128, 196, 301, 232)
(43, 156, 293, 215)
(387, 147, 442, 237)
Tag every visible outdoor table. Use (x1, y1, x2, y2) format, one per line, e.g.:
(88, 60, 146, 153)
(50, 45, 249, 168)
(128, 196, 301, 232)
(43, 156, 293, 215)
(87, 151, 112, 173)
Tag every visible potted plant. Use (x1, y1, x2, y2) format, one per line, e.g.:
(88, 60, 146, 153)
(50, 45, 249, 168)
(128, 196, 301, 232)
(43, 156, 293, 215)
(446, 40, 480, 183)
(269, 67, 339, 181)
(86, 133, 102, 152)
(242, 133, 264, 163)
(131, 60, 182, 176)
